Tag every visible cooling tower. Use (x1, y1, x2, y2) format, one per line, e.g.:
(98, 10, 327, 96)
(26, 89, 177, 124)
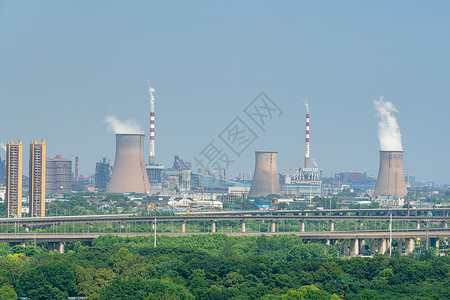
(373, 151, 407, 198)
(249, 151, 281, 197)
(107, 134, 150, 194)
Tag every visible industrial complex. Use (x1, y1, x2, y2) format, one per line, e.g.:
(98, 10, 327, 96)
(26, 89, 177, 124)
(0, 89, 447, 218)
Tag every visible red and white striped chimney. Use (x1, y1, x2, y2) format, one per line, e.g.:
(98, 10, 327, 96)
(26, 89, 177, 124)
(149, 87, 156, 164)
(304, 102, 310, 168)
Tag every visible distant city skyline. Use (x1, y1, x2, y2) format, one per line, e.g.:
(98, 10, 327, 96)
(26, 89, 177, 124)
(1, 1, 449, 183)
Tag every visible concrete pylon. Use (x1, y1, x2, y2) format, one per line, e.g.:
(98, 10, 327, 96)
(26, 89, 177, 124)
(107, 134, 151, 194)
(249, 151, 281, 197)
(374, 151, 407, 198)
(378, 239, 387, 254)
(350, 239, 359, 256)
(359, 239, 366, 255)
(405, 238, 415, 254)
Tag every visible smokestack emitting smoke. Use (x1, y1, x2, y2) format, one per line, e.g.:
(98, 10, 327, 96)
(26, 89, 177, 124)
(149, 86, 156, 164)
(374, 97, 403, 151)
(373, 97, 407, 198)
(105, 116, 143, 134)
(304, 100, 310, 168)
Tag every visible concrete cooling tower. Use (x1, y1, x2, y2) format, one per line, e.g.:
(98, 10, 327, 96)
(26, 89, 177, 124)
(107, 134, 150, 194)
(373, 151, 407, 198)
(249, 151, 281, 197)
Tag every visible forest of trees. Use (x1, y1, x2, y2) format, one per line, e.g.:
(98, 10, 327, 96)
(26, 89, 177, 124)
(0, 234, 448, 299)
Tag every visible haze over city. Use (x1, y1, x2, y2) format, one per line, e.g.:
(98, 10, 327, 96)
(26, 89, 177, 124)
(1, 1, 450, 183)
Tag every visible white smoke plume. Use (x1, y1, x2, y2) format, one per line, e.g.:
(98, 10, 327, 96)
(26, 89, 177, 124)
(149, 86, 156, 112)
(374, 97, 403, 151)
(105, 116, 144, 134)
(0, 143, 6, 152)
(304, 99, 309, 114)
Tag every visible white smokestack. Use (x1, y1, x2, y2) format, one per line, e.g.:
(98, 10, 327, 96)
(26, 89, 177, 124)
(374, 97, 403, 151)
(105, 116, 143, 134)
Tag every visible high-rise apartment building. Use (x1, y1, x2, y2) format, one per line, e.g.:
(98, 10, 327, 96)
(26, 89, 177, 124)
(29, 140, 46, 217)
(46, 155, 72, 195)
(6, 141, 23, 218)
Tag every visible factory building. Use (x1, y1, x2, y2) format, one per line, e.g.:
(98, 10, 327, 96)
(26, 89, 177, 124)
(29, 140, 46, 217)
(282, 181, 322, 197)
(95, 157, 111, 190)
(146, 165, 164, 186)
(5, 141, 23, 218)
(46, 155, 72, 195)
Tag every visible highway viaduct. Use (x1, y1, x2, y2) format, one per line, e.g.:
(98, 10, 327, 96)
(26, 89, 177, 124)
(1, 210, 448, 256)
(1, 229, 449, 256)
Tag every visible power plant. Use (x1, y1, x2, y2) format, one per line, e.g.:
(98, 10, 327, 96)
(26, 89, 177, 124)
(373, 98, 407, 200)
(107, 134, 150, 194)
(373, 151, 407, 198)
(249, 151, 281, 197)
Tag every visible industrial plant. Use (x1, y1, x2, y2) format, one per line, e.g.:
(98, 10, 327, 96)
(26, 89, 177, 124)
(0, 89, 443, 218)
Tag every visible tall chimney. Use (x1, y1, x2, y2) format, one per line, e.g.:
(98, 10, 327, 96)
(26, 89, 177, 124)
(107, 134, 150, 194)
(373, 151, 407, 198)
(304, 104, 310, 168)
(249, 151, 281, 197)
(149, 87, 156, 165)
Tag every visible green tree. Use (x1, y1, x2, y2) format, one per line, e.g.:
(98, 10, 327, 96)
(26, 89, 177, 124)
(19, 260, 76, 297)
(0, 284, 17, 300)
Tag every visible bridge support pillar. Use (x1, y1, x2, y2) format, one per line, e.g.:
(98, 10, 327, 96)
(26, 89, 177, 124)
(58, 242, 65, 254)
(329, 221, 334, 232)
(359, 221, 364, 230)
(211, 221, 216, 233)
(388, 220, 392, 231)
(151, 222, 155, 230)
(20, 241, 26, 247)
(415, 221, 421, 230)
(241, 220, 246, 233)
(378, 239, 387, 255)
(370, 239, 376, 255)
(342, 239, 349, 256)
(359, 239, 366, 255)
(444, 221, 448, 229)
(324, 239, 330, 246)
(270, 221, 276, 233)
(397, 238, 403, 253)
(181, 221, 186, 233)
(435, 239, 440, 249)
(405, 238, 415, 254)
(300, 221, 305, 232)
(25, 227, 29, 232)
(350, 239, 359, 257)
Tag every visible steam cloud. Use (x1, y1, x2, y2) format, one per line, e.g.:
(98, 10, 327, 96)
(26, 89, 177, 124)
(0, 143, 6, 152)
(149, 86, 156, 112)
(304, 100, 309, 114)
(374, 97, 403, 151)
(105, 116, 144, 134)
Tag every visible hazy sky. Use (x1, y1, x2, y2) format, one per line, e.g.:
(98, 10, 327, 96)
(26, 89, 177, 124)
(1, 1, 449, 183)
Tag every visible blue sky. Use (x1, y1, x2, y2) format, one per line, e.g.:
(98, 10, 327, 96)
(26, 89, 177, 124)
(1, 1, 449, 183)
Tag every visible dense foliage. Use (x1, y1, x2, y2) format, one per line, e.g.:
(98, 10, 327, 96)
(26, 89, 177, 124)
(0, 234, 448, 299)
